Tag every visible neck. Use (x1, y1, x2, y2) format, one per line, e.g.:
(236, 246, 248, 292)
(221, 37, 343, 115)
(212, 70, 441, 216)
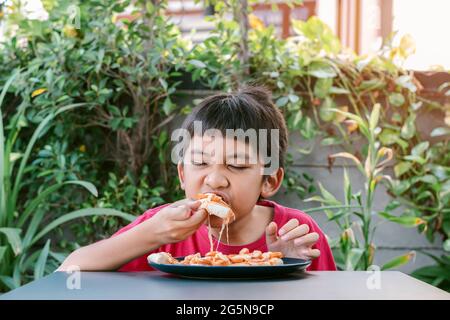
(209, 203, 273, 246)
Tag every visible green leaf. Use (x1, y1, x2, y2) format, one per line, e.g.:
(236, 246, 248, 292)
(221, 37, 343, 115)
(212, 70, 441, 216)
(320, 137, 343, 146)
(400, 113, 416, 139)
(30, 208, 135, 246)
(443, 239, 450, 252)
(346, 248, 364, 271)
(379, 129, 399, 145)
(11, 103, 88, 215)
(417, 175, 438, 185)
(163, 97, 174, 115)
(403, 155, 426, 165)
(329, 87, 350, 94)
(388, 93, 405, 107)
(378, 212, 425, 227)
(18, 180, 99, 229)
(308, 62, 337, 78)
(303, 196, 327, 203)
(34, 239, 51, 280)
(394, 161, 412, 177)
(430, 127, 450, 137)
(395, 75, 416, 92)
(411, 141, 429, 157)
(188, 59, 206, 69)
(146, 1, 154, 14)
(288, 94, 299, 103)
(276, 96, 289, 107)
(381, 251, 416, 270)
(318, 182, 341, 205)
(343, 168, 351, 205)
(9, 152, 23, 163)
(0, 246, 7, 262)
(159, 78, 168, 91)
(319, 97, 336, 122)
(0, 228, 23, 256)
(358, 79, 384, 91)
(412, 265, 450, 280)
(369, 103, 381, 131)
(0, 276, 19, 290)
(314, 78, 333, 98)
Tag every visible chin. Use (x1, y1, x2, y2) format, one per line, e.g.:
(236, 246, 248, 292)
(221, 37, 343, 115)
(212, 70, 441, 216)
(205, 216, 232, 228)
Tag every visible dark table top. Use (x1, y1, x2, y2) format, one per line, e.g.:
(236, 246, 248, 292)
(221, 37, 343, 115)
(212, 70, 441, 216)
(1, 271, 449, 300)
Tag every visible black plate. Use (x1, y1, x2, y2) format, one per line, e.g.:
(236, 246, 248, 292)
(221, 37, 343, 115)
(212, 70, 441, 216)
(148, 257, 311, 279)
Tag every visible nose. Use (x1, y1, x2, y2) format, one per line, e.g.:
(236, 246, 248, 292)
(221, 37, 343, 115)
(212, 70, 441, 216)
(204, 168, 229, 189)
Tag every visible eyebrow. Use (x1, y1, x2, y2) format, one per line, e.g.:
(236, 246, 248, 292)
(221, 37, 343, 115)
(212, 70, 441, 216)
(191, 150, 213, 157)
(227, 153, 250, 160)
(190, 149, 250, 160)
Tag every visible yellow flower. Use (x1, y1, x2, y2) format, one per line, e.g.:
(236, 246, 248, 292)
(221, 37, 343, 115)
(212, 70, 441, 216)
(249, 14, 264, 31)
(334, 106, 348, 123)
(79, 145, 86, 153)
(414, 217, 426, 226)
(344, 120, 358, 134)
(63, 25, 78, 38)
(31, 88, 47, 98)
(399, 34, 416, 59)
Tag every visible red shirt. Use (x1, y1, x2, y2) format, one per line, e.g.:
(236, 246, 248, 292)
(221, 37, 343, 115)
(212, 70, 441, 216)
(112, 199, 337, 271)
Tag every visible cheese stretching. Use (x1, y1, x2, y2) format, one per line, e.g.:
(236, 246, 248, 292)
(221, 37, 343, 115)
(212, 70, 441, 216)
(195, 193, 235, 252)
(196, 193, 235, 224)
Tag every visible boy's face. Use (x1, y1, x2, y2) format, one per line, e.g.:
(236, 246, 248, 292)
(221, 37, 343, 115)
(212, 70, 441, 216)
(177, 134, 283, 227)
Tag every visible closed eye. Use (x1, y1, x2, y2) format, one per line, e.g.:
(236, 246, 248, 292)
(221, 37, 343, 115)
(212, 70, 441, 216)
(227, 165, 248, 170)
(192, 161, 207, 166)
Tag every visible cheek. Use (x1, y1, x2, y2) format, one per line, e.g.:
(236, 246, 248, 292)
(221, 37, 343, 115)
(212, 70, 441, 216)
(182, 167, 203, 191)
(230, 175, 263, 213)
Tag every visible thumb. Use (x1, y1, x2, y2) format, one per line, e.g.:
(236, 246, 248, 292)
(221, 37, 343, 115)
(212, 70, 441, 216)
(266, 221, 278, 245)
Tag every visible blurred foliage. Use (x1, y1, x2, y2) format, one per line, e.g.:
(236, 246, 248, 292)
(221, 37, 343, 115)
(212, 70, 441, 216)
(0, 0, 448, 291)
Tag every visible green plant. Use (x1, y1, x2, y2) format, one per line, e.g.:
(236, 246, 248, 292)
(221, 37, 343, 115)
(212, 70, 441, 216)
(0, 0, 193, 255)
(411, 250, 450, 292)
(0, 70, 135, 291)
(1, 0, 448, 290)
(305, 104, 422, 270)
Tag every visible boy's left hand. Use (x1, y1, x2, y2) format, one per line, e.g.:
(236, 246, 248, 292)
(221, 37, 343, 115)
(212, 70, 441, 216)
(265, 219, 320, 260)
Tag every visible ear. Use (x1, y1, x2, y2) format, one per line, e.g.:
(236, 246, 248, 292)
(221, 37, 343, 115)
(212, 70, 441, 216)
(260, 167, 284, 198)
(177, 161, 185, 190)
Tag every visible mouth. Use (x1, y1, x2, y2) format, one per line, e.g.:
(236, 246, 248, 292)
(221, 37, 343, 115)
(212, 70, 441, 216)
(203, 191, 231, 206)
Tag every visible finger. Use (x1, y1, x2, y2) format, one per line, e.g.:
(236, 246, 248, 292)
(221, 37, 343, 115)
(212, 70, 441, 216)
(306, 248, 321, 259)
(278, 219, 301, 236)
(281, 224, 310, 241)
(169, 198, 196, 208)
(265, 222, 278, 245)
(185, 208, 208, 226)
(293, 232, 319, 247)
(185, 200, 202, 212)
(166, 205, 192, 220)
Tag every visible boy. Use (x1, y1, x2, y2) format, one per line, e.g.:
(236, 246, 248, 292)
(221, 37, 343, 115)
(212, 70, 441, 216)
(59, 86, 336, 271)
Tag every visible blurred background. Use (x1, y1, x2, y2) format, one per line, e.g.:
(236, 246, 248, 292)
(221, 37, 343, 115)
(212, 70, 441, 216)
(0, 0, 448, 293)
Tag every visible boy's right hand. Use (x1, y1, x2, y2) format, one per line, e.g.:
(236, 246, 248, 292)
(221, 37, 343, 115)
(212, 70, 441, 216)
(147, 199, 208, 247)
